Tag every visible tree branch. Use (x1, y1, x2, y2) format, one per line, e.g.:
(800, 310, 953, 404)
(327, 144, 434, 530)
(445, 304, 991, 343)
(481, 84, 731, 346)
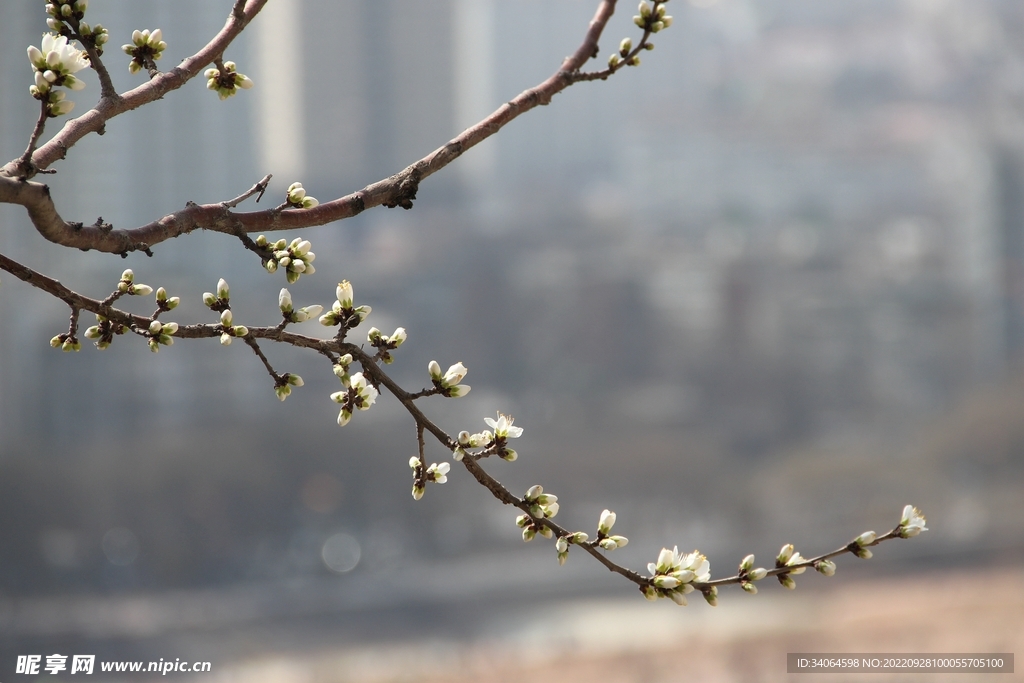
(0, 0, 267, 181)
(0, 0, 621, 254)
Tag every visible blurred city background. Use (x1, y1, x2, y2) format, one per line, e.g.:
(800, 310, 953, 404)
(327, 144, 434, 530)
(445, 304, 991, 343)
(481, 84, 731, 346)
(1, 0, 1022, 680)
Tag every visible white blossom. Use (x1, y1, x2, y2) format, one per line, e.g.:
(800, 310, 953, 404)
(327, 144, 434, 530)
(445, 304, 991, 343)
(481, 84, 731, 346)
(899, 505, 928, 538)
(485, 412, 523, 439)
(426, 462, 450, 484)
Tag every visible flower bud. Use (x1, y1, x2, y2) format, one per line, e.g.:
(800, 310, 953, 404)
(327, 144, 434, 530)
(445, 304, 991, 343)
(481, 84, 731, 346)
(216, 278, 230, 300)
(598, 509, 616, 535)
(748, 567, 768, 581)
(333, 281, 353, 309)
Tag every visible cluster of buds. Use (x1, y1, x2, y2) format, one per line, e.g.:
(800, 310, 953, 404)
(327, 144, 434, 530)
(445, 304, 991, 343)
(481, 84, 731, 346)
(45, 1, 87, 27)
(516, 485, 560, 541)
(849, 530, 877, 559)
(737, 554, 769, 594)
(76, 21, 108, 53)
(27, 33, 89, 117)
(255, 235, 316, 283)
(285, 182, 319, 209)
(117, 269, 153, 296)
(144, 319, 178, 353)
(122, 28, 166, 74)
(737, 554, 769, 593)
(274, 373, 303, 401)
(609, 36, 647, 69)
(319, 281, 371, 331)
(50, 333, 81, 352)
(595, 509, 629, 550)
(330, 371, 378, 426)
(554, 531, 589, 565)
(428, 360, 471, 398)
(44, 2, 109, 53)
(409, 457, 450, 500)
(332, 353, 354, 386)
(644, 546, 712, 606)
(775, 543, 808, 589)
(204, 60, 253, 100)
(83, 315, 126, 350)
(278, 288, 322, 324)
(203, 279, 247, 345)
(154, 287, 180, 313)
(368, 327, 407, 364)
(634, 1, 673, 32)
(454, 412, 521, 462)
(524, 484, 559, 519)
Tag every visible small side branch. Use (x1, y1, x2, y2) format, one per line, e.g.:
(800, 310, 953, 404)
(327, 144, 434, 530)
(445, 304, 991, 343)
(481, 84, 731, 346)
(14, 102, 51, 179)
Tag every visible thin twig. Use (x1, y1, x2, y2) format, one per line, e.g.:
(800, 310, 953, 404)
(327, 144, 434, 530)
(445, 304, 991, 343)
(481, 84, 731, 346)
(221, 174, 273, 208)
(242, 335, 280, 382)
(15, 101, 50, 178)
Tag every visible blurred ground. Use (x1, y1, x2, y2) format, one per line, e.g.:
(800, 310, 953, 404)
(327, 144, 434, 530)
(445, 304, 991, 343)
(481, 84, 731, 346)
(207, 566, 1022, 683)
